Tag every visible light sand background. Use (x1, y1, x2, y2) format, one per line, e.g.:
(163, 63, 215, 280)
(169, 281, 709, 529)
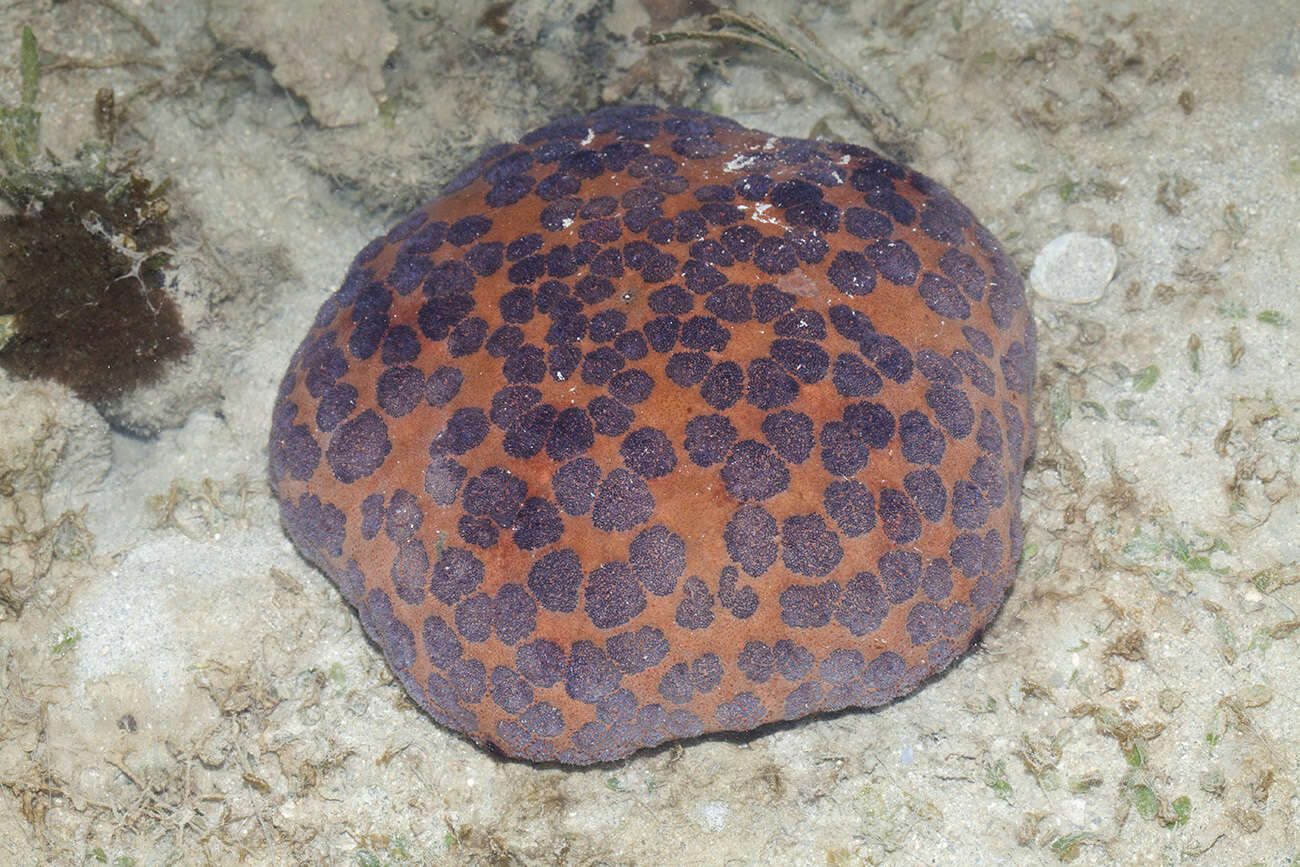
(1, 0, 1297, 863)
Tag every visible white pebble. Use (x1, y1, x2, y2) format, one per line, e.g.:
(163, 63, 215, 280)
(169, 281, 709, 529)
(1029, 232, 1118, 303)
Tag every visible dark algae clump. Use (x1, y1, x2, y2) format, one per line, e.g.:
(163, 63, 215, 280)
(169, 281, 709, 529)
(0, 182, 189, 403)
(0, 26, 190, 404)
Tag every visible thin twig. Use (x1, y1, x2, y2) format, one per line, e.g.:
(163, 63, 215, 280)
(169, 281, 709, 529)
(647, 10, 914, 158)
(42, 53, 166, 72)
(92, 0, 161, 47)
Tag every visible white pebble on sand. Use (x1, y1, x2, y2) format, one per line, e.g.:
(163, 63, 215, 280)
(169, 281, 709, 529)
(1029, 232, 1118, 303)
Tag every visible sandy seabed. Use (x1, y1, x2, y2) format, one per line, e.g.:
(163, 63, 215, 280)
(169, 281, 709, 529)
(1, 0, 1298, 864)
